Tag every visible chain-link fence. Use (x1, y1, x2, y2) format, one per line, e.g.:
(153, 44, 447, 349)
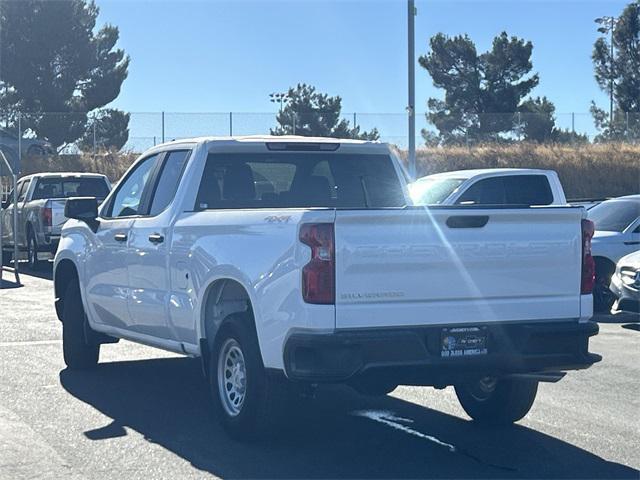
(0, 111, 638, 163)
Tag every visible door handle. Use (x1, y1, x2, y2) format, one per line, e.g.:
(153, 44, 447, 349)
(446, 215, 489, 228)
(114, 233, 128, 242)
(148, 233, 164, 244)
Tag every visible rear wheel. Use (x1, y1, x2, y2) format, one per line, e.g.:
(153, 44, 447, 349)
(62, 278, 99, 369)
(209, 314, 291, 439)
(455, 377, 538, 425)
(1, 250, 12, 266)
(27, 231, 43, 270)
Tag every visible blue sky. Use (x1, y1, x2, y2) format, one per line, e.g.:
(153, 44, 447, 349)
(96, 0, 629, 143)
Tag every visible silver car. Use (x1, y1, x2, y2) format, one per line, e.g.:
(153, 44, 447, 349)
(610, 251, 640, 313)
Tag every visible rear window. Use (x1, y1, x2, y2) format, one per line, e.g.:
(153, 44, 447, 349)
(33, 177, 109, 200)
(195, 153, 406, 210)
(456, 175, 553, 206)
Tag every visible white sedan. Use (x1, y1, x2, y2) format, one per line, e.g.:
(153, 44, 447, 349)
(610, 251, 640, 314)
(588, 195, 640, 311)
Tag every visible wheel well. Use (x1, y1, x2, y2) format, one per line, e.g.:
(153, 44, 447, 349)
(593, 256, 616, 282)
(54, 260, 78, 321)
(200, 279, 254, 374)
(203, 279, 253, 347)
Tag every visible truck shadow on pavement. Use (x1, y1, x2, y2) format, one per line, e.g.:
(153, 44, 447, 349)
(59, 357, 638, 479)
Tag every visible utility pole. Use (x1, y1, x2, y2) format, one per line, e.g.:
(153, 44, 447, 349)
(407, 0, 417, 179)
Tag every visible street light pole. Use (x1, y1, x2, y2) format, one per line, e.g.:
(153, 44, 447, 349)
(407, 0, 416, 180)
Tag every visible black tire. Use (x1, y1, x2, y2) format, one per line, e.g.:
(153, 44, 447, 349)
(455, 377, 538, 425)
(27, 231, 43, 270)
(1, 250, 12, 266)
(593, 274, 616, 313)
(209, 314, 291, 440)
(62, 278, 99, 370)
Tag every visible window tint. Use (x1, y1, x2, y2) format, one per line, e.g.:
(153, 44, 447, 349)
(588, 200, 640, 232)
(149, 150, 190, 216)
(108, 154, 158, 217)
(32, 177, 110, 200)
(196, 153, 405, 210)
(457, 177, 505, 205)
(456, 175, 553, 206)
(503, 175, 553, 205)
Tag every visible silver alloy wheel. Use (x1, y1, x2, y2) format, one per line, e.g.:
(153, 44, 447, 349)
(468, 376, 498, 401)
(217, 338, 247, 417)
(28, 235, 37, 268)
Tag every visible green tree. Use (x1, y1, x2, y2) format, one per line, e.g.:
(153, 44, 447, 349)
(271, 84, 379, 140)
(0, 0, 130, 149)
(79, 109, 130, 151)
(419, 32, 540, 144)
(516, 96, 587, 144)
(591, 2, 640, 141)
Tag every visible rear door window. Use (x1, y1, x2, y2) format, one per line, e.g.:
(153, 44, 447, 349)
(195, 152, 405, 210)
(148, 150, 191, 216)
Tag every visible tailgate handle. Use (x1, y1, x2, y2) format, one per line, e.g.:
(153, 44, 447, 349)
(446, 215, 489, 229)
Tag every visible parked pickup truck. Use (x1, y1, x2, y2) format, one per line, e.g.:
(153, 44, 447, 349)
(409, 168, 567, 206)
(1, 172, 111, 268)
(53, 136, 600, 438)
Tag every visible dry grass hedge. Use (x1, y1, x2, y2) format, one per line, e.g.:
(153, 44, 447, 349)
(13, 143, 640, 200)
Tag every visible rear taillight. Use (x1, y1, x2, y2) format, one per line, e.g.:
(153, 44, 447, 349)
(300, 223, 335, 304)
(581, 219, 595, 294)
(42, 207, 52, 227)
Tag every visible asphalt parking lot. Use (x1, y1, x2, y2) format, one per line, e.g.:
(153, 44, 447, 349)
(1, 266, 639, 479)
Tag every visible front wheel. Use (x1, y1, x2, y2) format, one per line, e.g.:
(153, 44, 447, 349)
(209, 315, 291, 439)
(62, 279, 99, 369)
(455, 377, 538, 425)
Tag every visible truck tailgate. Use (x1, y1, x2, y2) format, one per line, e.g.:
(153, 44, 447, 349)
(334, 207, 584, 329)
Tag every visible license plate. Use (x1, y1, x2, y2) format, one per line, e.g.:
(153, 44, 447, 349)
(441, 326, 488, 358)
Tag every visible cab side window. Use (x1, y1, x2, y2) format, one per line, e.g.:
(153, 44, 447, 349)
(457, 178, 505, 205)
(17, 180, 29, 203)
(148, 150, 190, 216)
(107, 154, 159, 218)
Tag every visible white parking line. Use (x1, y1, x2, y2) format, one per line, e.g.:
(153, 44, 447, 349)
(352, 409, 456, 452)
(0, 340, 60, 347)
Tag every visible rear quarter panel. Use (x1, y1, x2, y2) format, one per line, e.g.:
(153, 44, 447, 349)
(170, 208, 336, 369)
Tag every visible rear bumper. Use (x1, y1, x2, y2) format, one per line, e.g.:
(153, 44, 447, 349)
(283, 321, 601, 384)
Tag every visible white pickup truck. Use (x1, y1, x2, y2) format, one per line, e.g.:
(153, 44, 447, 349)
(53, 136, 600, 438)
(1, 172, 111, 268)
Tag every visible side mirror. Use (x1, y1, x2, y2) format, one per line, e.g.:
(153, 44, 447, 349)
(65, 197, 99, 231)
